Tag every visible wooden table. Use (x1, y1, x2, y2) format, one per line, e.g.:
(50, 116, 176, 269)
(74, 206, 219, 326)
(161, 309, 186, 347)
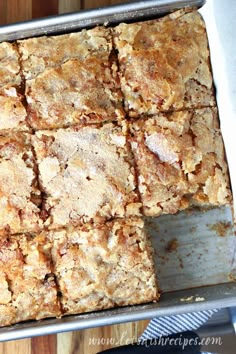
(0, 1, 149, 353)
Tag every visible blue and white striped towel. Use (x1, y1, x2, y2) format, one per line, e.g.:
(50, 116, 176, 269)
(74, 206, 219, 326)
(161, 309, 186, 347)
(140, 309, 219, 354)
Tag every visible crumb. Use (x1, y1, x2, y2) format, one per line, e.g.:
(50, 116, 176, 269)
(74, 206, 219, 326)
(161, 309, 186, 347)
(180, 296, 194, 302)
(166, 238, 178, 252)
(209, 221, 232, 237)
(180, 295, 205, 302)
(195, 296, 205, 302)
(228, 273, 236, 282)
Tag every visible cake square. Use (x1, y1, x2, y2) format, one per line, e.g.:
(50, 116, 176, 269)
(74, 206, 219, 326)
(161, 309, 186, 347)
(18, 27, 113, 80)
(129, 108, 231, 216)
(19, 28, 124, 130)
(32, 123, 141, 228)
(0, 233, 60, 327)
(0, 42, 28, 133)
(46, 218, 159, 315)
(0, 134, 43, 233)
(0, 42, 21, 87)
(114, 10, 215, 117)
(25, 57, 124, 130)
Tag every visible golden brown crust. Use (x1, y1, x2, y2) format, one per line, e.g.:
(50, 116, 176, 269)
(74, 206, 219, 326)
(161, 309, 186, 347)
(0, 43, 28, 134)
(32, 123, 141, 228)
(0, 134, 42, 233)
(114, 10, 215, 116)
(45, 218, 159, 315)
(26, 57, 124, 130)
(18, 27, 112, 80)
(0, 233, 60, 327)
(129, 108, 231, 216)
(20, 27, 125, 130)
(0, 42, 21, 88)
(0, 87, 28, 133)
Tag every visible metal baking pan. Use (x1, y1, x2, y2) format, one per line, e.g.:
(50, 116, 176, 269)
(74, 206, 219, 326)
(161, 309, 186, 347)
(0, 0, 236, 342)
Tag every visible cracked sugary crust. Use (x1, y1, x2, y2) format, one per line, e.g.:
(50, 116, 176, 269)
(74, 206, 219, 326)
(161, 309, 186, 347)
(26, 57, 124, 130)
(0, 134, 43, 233)
(129, 107, 231, 216)
(0, 42, 21, 88)
(0, 233, 60, 327)
(45, 218, 159, 315)
(0, 88, 28, 133)
(32, 123, 141, 229)
(114, 10, 215, 116)
(0, 43, 28, 133)
(20, 27, 125, 130)
(18, 27, 113, 80)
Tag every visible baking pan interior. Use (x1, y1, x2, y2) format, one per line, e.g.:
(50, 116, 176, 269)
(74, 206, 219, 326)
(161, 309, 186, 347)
(0, 0, 235, 341)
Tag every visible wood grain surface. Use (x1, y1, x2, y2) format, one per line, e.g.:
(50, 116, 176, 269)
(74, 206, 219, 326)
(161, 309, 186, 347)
(0, 0, 149, 353)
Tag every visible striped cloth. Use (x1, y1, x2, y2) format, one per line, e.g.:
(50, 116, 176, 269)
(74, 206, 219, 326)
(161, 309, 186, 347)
(139, 309, 218, 354)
